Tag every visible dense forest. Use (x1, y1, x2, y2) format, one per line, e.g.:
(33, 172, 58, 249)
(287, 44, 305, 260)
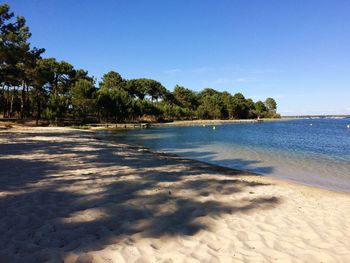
(0, 4, 279, 125)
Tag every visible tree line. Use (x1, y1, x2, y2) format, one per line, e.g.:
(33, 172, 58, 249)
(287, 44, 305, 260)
(0, 4, 279, 125)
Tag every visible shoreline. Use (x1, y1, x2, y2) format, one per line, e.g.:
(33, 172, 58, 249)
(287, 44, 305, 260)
(0, 117, 301, 131)
(93, 117, 301, 129)
(1, 126, 349, 262)
(96, 131, 350, 196)
(151, 118, 284, 127)
(2, 124, 349, 195)
(4, 123, 346, 195)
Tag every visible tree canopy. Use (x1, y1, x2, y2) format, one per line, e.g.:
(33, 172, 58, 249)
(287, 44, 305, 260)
(0, 3, 280, 124)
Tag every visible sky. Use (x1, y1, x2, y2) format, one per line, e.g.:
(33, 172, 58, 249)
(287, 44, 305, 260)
(4, 0, 350, 115)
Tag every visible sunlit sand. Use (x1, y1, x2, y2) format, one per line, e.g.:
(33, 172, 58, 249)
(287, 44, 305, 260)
(1, 127, 349, 262)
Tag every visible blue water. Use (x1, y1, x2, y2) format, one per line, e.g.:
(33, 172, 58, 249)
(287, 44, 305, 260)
(102, 119, 350, 192)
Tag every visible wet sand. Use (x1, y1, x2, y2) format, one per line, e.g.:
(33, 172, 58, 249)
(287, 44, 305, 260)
(0, 127, 349, 262)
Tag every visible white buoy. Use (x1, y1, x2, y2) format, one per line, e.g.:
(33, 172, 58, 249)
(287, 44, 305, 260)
(310, 123, 313, 126)
(203, 124, 206, 127)
(347, 124, 350, 129)
(213, 126, 216, 130)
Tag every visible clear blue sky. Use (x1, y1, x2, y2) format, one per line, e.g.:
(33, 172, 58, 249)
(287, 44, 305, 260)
(5, 0, 350, 115)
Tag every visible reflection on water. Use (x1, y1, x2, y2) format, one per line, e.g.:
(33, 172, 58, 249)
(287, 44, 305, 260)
(100, 119, 350, 192)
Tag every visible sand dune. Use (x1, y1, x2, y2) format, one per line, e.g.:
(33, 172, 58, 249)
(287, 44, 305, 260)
(0, 127, 349, 262)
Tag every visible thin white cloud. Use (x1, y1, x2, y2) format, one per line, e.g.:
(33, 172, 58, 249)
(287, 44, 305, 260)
(191, 66, 240, 74)
(235, 78, 250, 83)
(280, 108, 350, 116)
(249, 68, 284, 74)
(163, 69, 181, 75)
(191, 67, 212, 74)
(173, 65, 281, 76)
(261, 94, 286, 100)
(209, 77, 259, 85)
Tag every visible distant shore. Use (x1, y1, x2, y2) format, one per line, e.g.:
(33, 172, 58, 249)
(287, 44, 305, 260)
(1, 126, 349, 262)
(0, 117, 301, 131)
(151, 117, 300, 127)
(81, 117, 301, 130)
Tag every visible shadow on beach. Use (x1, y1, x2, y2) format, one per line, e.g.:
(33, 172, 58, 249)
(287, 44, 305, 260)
(0, 129, 280, 262)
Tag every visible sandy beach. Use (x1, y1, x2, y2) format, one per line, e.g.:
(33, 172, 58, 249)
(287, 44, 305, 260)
(0, 127, 349, 263)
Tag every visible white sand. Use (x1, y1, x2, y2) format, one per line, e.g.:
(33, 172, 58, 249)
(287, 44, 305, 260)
(0, 127, 349, 263)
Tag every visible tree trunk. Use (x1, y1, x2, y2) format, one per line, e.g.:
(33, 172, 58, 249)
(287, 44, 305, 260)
(21, 82, 26, 119)
(10, 88, 14, 118)
(0, 85, 4, 118)
(54, 75, 58, 95)
(2, 86, 5, 118)
(5, 86, 10, 118)
(26, 84, 30, 117)
(36, 92, 41, 126)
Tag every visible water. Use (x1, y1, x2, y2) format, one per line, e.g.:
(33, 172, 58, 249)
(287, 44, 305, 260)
(101, 119, 350, 193)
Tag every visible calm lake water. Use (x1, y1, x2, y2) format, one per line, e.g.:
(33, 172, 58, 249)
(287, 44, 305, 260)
(102, 119, 350, 193)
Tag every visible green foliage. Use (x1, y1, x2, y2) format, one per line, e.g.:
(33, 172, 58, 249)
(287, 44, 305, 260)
(246, 98, 256, 118)
(97, 71, 134, 121)
(158, 102, 191, 120)
(44, 94, 68, 121)
(255, 101, 267, 117)
(197, 91, 226, 119)
(265, 97, 277, 112)
(231, 93, 249, 119)
(71, 79, 95, 121)
(99, 71, 123, 90)
(173, 85, 198, 110)
(125, 78, 167, 102)
(124, 79, 146, 99)
(109, 87, 133, 121)
(0, 3, 280, 124)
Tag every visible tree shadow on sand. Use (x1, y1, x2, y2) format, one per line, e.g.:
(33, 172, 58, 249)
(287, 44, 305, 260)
(0, 129, 280, 262)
